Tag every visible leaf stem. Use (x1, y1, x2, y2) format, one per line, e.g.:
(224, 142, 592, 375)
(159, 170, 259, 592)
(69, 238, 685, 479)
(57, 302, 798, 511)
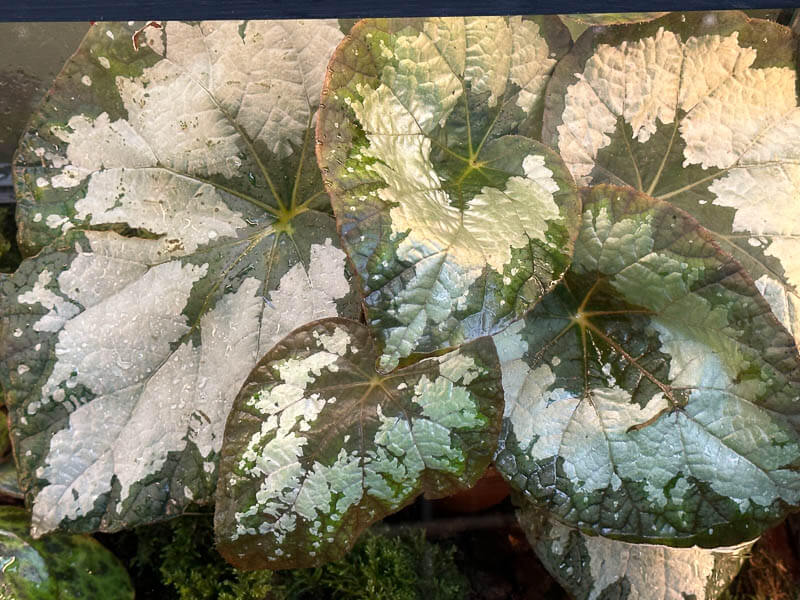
(584, 319, 677, 406)
(656, 168, 726, 201)
(646, 118, 679, 196)
(290, 113, 314, 212)
(578, 277, 603, 314)
(473, 106, 503, 158)
(463, 92, 473, 157)
(156, 166, 281, 217)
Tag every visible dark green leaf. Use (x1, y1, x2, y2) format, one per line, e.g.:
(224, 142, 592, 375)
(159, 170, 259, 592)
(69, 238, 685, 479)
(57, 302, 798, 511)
(0, 506, 134, 600)
(0, 462, 23, 499)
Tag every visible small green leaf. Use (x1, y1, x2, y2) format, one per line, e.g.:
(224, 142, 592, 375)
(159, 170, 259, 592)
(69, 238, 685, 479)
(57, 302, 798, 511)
(0, 461, 23, 499)
(518, 507, 751, 600)
(544, 10, 800, 349)
(2, 20, 359, 536)
(317, 16, 579, 371)
(0, 506, 134, 600)
(494, 185, 800, 547)
(215, 317, 503, 569)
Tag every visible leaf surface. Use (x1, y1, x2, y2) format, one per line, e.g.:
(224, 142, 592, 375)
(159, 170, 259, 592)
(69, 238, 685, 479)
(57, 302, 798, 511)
(544, 10, 800, 347)
(0, 462, 23, 499)
(518, 508, 751, 600)
(563, 13, 669, 25)
(317, 16, 580, 371)
(1, 20, 359, 536)
(493, 185, 800, 546)
(0, 506, 134, 600)
(215, 317, 503, 569)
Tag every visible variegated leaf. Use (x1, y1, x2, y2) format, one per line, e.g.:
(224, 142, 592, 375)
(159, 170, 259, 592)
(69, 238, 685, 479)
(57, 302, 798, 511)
(215, 318, 503, 569)
(493, 185, 800, 546)
(317, 16, 579, 372)
(518, 507, 752, 600)
(1, 20, 359, 536)
(544, 10, 800, 348)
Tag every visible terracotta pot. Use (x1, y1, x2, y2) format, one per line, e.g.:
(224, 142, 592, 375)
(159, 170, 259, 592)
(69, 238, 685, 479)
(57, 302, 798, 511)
(435, 466, 511, 513)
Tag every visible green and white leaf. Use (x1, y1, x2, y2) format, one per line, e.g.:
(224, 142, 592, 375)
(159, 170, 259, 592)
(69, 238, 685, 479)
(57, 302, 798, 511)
(215, 317, 503, 569)
(317, 16, 579, 371)
(0, 506, 134, 600)
(1, 20, 359, 536)
(493, 185, 800, 547)
(518, 507, 752, 600)
(544, 10, 800, 348)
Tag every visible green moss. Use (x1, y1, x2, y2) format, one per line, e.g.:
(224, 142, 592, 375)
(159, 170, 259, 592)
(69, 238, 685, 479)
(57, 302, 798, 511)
(159, 517, 276, 600)
(122, 514, 470, 600)
(283, 529, 470, 600)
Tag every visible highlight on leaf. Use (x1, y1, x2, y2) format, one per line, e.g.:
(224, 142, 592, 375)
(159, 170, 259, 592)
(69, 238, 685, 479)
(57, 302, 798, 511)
(493, 185, 800, 547)
(317, 16, 580, 372)
(214, 317, 504, 569)
(544, 10, 800, 348)
(1, 19, 359, 537)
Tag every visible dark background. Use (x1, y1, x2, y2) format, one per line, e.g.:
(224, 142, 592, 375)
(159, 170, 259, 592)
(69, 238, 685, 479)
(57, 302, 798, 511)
(1, 1, 798, 20)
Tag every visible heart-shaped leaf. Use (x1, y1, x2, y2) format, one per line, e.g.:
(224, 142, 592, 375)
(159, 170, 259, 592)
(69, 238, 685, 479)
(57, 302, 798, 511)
(493, 185, 800, 547)
(1, 20, 360, 536)
(0, 506, 134, 600)
(317, 16, 580, 371)
(544, 11, 800, 347)
(215, 317, 503, 569)
(518, 507, 752, 600)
